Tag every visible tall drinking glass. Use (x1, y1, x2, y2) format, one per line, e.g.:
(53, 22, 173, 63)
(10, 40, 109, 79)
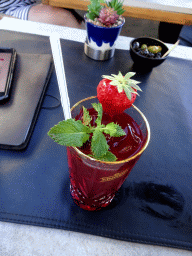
(67, 96, 150, 211)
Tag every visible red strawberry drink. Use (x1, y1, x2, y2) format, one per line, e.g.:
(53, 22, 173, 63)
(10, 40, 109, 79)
(48, 72, 150, 211)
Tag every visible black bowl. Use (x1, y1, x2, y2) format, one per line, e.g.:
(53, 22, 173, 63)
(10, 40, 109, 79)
(130, 37, 169, 69)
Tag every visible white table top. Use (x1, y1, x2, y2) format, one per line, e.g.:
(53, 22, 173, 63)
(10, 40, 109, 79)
(0, 17, 192, 60)
(0, 18, 192, 256)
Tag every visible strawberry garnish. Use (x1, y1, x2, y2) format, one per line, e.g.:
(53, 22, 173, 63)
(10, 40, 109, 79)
(97, 72, 142, 116)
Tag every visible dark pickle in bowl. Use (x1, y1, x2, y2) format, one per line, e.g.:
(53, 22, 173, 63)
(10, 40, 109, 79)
(133, 42, 162, 58)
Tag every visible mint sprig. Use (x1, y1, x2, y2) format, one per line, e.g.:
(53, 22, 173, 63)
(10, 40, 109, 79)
(48, 103, 126, 162)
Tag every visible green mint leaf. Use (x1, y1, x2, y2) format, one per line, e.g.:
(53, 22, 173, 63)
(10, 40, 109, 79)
(48, 119, 91, 147)
(83, 106, 92, 126)
(95, 151, 117, 162)
(91, 130, 109, 158)
(92, 103, 103, 126)
(104, 122, 126, 137)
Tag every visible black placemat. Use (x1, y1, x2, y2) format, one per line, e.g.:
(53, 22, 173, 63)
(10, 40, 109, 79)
(0, 30, 192, 251)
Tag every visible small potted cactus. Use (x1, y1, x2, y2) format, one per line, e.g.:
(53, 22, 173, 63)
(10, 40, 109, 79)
(84, 0, 125, 60)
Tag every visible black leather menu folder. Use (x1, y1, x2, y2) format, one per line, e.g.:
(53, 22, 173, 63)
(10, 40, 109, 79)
(0, 53, 53, 150)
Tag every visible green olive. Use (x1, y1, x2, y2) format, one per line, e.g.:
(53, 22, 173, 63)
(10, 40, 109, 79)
(141, 44, 148, 50)
(148, 46, 162, 54)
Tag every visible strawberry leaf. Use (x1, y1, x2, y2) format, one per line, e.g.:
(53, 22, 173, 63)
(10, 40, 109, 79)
(124, 72, 136, 79)
(103, 72, 142, 101)
(130, 82, 142, 91)
(110, 80, 124, 93)
(123, 86, 132, 100)
(48, 119, 91, 147)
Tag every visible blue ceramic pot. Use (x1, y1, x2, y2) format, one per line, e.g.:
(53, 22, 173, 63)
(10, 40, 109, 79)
(85, 15, 125, 51)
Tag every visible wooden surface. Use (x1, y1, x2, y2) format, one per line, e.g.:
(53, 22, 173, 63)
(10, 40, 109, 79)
(41, 0, 192, 25)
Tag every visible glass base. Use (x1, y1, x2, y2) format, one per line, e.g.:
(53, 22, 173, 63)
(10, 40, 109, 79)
(70, 183, 115, 211)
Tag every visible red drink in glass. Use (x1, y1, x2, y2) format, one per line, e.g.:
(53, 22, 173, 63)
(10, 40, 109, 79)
(67, 96, 150, 211)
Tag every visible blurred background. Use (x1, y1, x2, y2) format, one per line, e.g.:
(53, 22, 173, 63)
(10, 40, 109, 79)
(35, 1, 186, 45)
(35, 0, 184, 44)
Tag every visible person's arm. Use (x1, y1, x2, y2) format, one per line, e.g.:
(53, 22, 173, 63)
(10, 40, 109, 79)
(28, 3, 84, 29)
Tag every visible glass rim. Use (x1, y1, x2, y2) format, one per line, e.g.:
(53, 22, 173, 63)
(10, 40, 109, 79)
(70, 96, 151, 165)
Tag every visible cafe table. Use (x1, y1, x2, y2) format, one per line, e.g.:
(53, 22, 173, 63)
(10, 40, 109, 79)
(42, 0, 192, 25)
(0, 17, 192, 255)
